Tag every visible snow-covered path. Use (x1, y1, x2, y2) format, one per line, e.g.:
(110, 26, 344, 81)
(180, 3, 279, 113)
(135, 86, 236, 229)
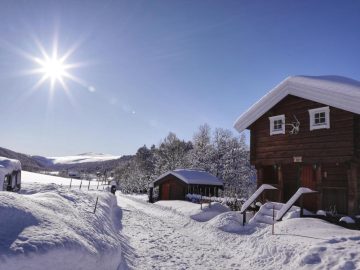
(8, 171, 358, 270)
(118, 195, 244, 270)
(117, 194, 360, 270)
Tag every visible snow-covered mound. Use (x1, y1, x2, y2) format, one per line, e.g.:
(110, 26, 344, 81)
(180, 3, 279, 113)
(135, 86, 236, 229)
(208, 211, 257, 233)
(34, 152, 120, 166)
(155, 200, 229, 222)
(0, 183, 122, 270)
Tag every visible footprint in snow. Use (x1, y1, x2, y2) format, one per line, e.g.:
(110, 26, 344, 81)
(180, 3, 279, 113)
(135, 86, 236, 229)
(328, 238, 347, 244)
(340, 261, 356, 270)
(300, 253, 322, 265)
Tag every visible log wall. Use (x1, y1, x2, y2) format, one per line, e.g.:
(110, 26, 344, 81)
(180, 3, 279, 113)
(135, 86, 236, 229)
(249, 95, 354, 166)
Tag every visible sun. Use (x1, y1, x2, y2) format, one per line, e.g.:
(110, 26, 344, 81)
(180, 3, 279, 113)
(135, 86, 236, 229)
(15, 34, 95, 104)
(31, 46, 76, 93)
(41, 56, 66, 82)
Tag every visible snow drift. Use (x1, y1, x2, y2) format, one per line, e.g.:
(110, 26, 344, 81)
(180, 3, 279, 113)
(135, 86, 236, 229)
(0, 183, 122, 270)
(155, 200, 230, 222)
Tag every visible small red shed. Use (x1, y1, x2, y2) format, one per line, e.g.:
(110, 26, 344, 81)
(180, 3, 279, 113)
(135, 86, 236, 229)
(152, 169, 224, 201)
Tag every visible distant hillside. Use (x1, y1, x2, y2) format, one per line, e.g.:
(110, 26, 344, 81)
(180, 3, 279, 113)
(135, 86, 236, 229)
(0, 147, 43, 171)
(0, 146, 132, 173)
(36, 155, 133, 173)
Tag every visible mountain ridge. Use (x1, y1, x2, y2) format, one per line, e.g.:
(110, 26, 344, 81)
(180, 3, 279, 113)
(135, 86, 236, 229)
(0, 146, 131, 173)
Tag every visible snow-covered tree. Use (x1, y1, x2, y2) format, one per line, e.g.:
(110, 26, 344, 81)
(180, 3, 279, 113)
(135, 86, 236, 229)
(114, 127, 255, 197)
(189, 124, 214, 171)
(154, 132, 193, 175)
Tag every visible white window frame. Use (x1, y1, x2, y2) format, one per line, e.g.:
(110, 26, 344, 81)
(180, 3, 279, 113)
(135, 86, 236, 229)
(308, 106, 330, 131)
(269, 115, 285, 135)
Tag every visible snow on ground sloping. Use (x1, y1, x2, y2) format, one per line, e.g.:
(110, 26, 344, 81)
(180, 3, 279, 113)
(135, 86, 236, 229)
(155, 200, 229, 221)
(119, 194, 360, 270)
(0, 182, 123, 270)
(22, 171, 103, 189)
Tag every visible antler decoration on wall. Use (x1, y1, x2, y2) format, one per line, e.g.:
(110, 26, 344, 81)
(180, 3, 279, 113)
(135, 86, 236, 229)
(286, 115, 300, 134)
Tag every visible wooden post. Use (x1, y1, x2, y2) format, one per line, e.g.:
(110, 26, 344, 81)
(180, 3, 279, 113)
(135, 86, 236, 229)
(272, 205, 275, 235)
(257, 166, 264, 202)
(242, 211, 246, 226)
(257, 166, 264, 186)
(315, 165, 322, 210)
(70, 178, 72, 189)
(88, 180, 91, 190)
(277, 165, 283, 202)
(79, 179, 83, 189)
(93, 196, 99, 214)
(97, 179, 100, 190)
(347, 162, 358, 215)
(149, 187, 154, 203)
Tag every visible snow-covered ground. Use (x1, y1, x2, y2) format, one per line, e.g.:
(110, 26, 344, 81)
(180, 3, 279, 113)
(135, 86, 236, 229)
(118, 194, 360, 270)
(0, 183, 122, 270)
(156, 200, 230, 222)
(1, 171, 360, 270)
(22, 171, 107, 189)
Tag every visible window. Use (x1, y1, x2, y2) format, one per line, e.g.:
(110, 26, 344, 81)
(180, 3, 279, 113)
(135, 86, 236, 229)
(269, 115, 285, 135)
(309, 106, 330, 130)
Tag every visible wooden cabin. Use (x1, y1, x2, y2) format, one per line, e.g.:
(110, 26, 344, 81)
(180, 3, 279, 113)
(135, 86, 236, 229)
(234, 75, 360, 215)
(152, 169, 224, 200)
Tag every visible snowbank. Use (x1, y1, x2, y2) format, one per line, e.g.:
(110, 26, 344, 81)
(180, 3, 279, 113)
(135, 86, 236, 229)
(0, 183, 122, 270)
(208, 211, 257, 233)
(155, 200, 229, 222)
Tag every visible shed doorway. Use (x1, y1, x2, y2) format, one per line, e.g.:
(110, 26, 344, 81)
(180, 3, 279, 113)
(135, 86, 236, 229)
(301, 165, 317, 211)
(162, 183, 170, 200)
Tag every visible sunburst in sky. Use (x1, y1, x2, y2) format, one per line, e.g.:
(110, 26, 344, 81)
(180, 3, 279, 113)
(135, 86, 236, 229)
(19, 34, 94, 105)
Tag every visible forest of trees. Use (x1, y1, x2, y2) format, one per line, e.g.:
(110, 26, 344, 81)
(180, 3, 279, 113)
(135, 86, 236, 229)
(114, 124, 256, 198)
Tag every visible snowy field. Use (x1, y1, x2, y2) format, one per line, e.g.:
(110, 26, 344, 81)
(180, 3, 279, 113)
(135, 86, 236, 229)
(1, 171, 360, 269)
(22, 170, 109, 189)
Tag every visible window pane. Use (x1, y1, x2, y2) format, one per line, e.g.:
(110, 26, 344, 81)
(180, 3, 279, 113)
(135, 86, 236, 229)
(314, 112, 326, 124)
(273, 119, 282, 130)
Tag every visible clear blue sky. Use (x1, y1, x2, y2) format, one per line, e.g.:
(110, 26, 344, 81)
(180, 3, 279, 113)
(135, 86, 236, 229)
(1, 0, 360, 156)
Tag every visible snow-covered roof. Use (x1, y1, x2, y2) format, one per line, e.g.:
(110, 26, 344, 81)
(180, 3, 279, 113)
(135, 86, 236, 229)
(154, 169, 224, 186)
(234, 75, 360, 133)
(0, 156, 21, 179)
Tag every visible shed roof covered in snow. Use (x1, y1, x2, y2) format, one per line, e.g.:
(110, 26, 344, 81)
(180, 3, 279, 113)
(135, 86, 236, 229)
(0, 156, 21, 179)
(234, 75, 360, 133)
(154, 169, 224, 187)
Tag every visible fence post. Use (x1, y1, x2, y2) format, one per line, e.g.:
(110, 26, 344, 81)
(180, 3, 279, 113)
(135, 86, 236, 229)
(272, 205, 275, 235)
(93, 196, 99, 214)
(97, 179, 100, 190)
(70, 178, 72, 189)
(88, 180, 91, 190)
(79, 179, 83, 189)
